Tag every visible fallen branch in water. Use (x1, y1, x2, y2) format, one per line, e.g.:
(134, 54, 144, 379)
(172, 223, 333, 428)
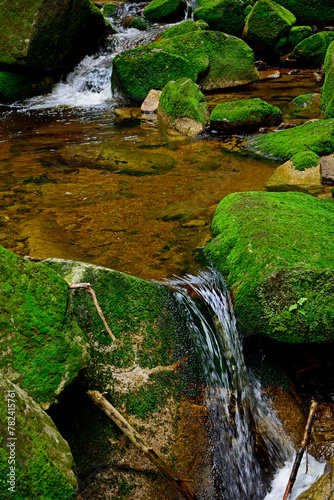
(69, 282, 116, 342)
(87, 390, 197, 500)
(282, 400, 318, 500)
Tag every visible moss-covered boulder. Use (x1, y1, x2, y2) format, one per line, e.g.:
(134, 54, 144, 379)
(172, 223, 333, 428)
(288, 93, 322, 120)
(322, 41, 334, 119)
(0, 246, 89, 408)
(264, 152, 322, 195)
(210, 98, 282, 133)
(242, 0, 296, 52)
(274, 0, 334, 26)
(287, 26, 313, 51)
(129, 17, 148, 31)
(161, 20, 202, 39)
(0, 373, 77, 500)
(144, 0, 187, 23)
(193, 0, 245, 37)
(0, 0, 108, 71)
(102, 3, 119, 18)
(112, 30, 258, 101)
(246, 119, 334, 162)
(158, 78, 209, 136)
(291, 32, 334, 67)
(205, 191, 334, 342)
(0, 70, 53, 102)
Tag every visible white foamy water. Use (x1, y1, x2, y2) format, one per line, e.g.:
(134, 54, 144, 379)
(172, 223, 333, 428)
(264, 454, 325, 500)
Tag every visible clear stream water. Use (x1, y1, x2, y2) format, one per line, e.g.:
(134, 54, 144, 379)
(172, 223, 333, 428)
(0, 5, 326, 498)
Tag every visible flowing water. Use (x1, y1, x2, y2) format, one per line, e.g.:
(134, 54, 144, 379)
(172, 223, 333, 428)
(0, 5, 327, 498)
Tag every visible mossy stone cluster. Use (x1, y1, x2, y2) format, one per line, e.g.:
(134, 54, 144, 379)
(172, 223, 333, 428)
(210, 98, 282, 133)
(242, 0, 296, 51)
(274, 25, 313, 56)
(112, 30, 258, 102)
(0, 71, 53, 102)
(291, 31, 334, 66)
(0, 246, 89, 407)
(159, 78, 208, 125)
(193, 0, 245, 37)
(322, 41, 334, 119)
(144, 0, 187, 23)
(205, 191, 334, 343)
(0, 0, 107, 71)
(0, 373, 77, 500)
(246, 119, 334, 161)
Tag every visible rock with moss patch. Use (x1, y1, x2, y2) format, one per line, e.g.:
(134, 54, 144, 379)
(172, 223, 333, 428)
(290, 31, 334, 66)
(193, 0, 246, 37)
(102, 3, 118, 17)
(296, 456, 334, 499)
(0, 372, 78, 499)
(0, 0, 108, 71)
(264, 152, 322, 194)
(112, 31, 258, 101)
(0, 246, 89, 408)
(288, 93, 322, 119)
(210, 98, 282, 133)
(161, 20, 202, 39)
(246, 119, 334, 162)
(129, 17, 148, 31)
(205, 191, 334, 342)
(322, 41, 334, 119)
(273, 0, 334, 26)
(242, 0, 296, 52)
(287, 26, 313, 50)
(144, 0, 187, 23)
(158, 78, 208, 136)
(0, 70, 53, 102)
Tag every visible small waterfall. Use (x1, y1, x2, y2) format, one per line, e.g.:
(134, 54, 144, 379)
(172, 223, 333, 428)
(169, 269, 294, 499)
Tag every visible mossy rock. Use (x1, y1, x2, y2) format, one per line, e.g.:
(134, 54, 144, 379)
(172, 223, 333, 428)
(144, 0, 187, 23)
(291, 31, 334, 67)
(129, 17, 148, 31)
(158, 78, 209, 136)
(0, 246, 89, 407)
(322, 41, 334, 119)
(161, 20, 202, 39)
(296, 456, 334, 499)
(290, 151, 320, 171)
(0, 70, 53, 102)
(102, 3, 118, 17)
(112, 31, 258, 101)
(273, 0, 334, 26)
(242, 0, 296, 51)
(288, 92, 322, 119)
(246, 119, 334, 162)
(205, 191, 334, 342)
(210, 98, 282, 133)
(287, 25, 313, 51)
(193, 0, 245, 37)
(0, 373, 77, 500)
(0, 0, 108, 71)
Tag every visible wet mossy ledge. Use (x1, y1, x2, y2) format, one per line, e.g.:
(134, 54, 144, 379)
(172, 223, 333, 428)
(204, 191, 334, 343)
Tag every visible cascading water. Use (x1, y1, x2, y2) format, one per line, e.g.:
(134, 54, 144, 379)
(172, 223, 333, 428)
(169, 269, 298, 499)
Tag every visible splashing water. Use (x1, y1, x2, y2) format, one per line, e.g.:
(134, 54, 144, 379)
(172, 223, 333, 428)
(169, 269, 294, 499)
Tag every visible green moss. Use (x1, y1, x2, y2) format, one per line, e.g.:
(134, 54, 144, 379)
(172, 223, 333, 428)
(161, 20, 202, 39)
(322, 41, 334, 119)
(129, 18, 148, 31)
(210, 98, 282, 132)
(196, 19, 209, 30)
(290, 151, 320, 171)
(246, 118, 334, 161)
(288, 93, 322, 120)
(243, 0, 296, 51)
(193, 0, 245, 37)
(291, 31, 334, 66)
(102, 3, 118, 17)
(0, 247, 89, 406)
(144, 0, 187, 23)
(0, 70, 53, 102)
(272, 0, 334, 25)
(293, 93, 314, 108)
(205, 191, 334, 342)
(159, 78, 208, 124)
(287, 25, 312, 50)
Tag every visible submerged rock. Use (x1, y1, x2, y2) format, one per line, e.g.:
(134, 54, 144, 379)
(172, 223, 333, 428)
(210, 98, 282, 133)
(0, 372, 78, 499)
(144, 0, 187, 23)
(246, 119, 334, 162)
(0, 0, 108, 71)
(158, 78, 209, 136)
(112, 31, 258, 101)
(205, 191, 334, 342)
(288, 93, 322, 119)
(242, 0, 296, 52)
(0, 246, 89, 408)
(321, 41, 334, 118)
(291, 31, 334, 66)
(193, 0, 246, 37)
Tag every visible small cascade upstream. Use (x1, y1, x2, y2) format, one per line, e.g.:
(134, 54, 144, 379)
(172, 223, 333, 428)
(168, 270, 324, 499)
